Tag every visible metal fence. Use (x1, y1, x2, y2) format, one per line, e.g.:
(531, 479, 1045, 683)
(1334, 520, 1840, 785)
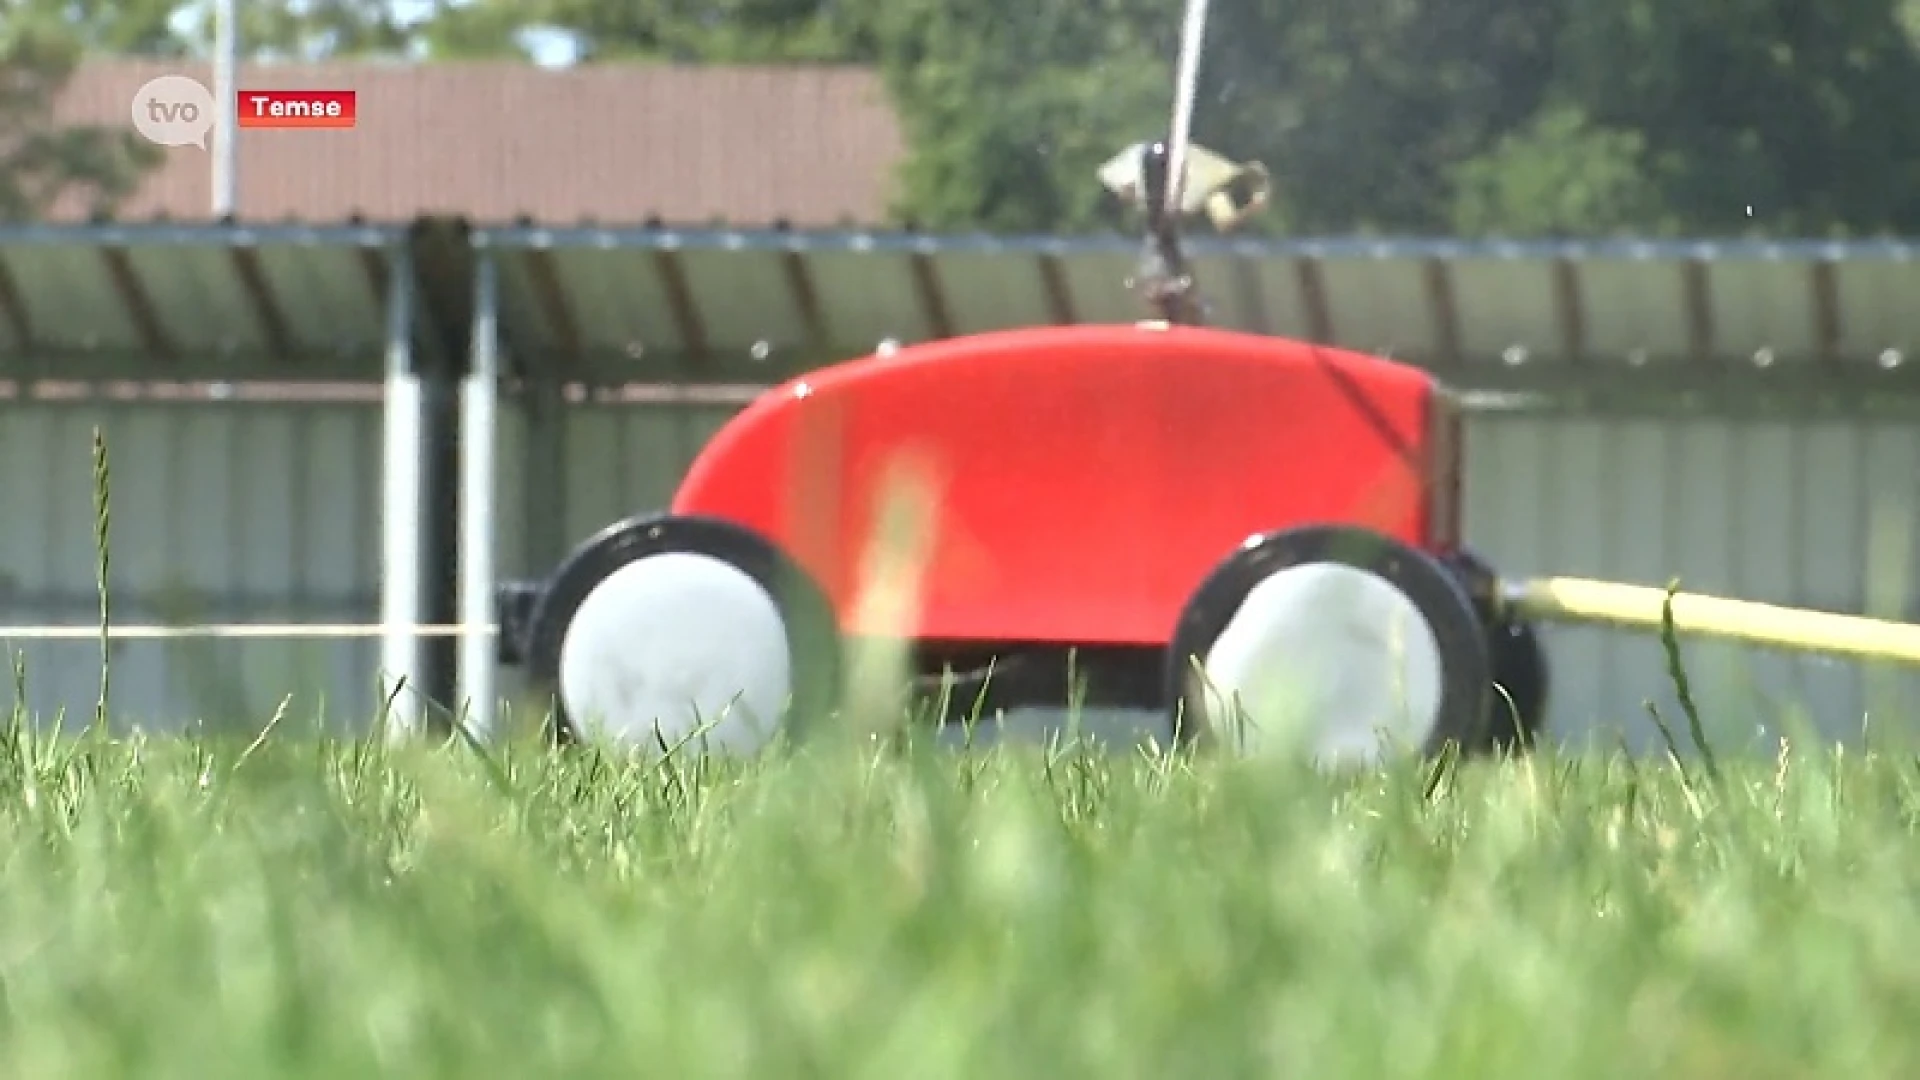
(0, 398, 386, 730)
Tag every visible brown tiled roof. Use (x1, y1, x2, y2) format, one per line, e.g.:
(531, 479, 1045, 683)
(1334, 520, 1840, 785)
(45, 58, 906, 226)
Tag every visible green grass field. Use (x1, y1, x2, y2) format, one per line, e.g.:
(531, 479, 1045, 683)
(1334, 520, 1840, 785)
(0, 712, 1914, 1079)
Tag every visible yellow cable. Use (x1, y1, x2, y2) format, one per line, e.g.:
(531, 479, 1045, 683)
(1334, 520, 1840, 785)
(1505, 577, 1920, 666)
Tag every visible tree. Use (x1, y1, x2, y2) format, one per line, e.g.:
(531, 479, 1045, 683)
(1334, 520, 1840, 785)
(853, 0, 1920, 237)
(442, 0, 1172, 229)
(1549, 0, 1920, 237)
(853, 0, 1174, 231)
(185, 0, 853, 63)
(129, 0, 529, 63)
(322, 0, 1920, 238)
(0, 21, 163, 221)
(1447, 107, 1670, 237)
(413, 0, 875, 62)
(158, 0, 461, 61)
(12, 0, 191, 56)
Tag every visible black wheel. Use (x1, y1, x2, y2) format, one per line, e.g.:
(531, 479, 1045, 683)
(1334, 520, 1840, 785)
(1167, 524, 1492, 762)
(523, 513, 840, 749)
(1438, 547, 1550, 751)
(1484, 619, 1548, 750)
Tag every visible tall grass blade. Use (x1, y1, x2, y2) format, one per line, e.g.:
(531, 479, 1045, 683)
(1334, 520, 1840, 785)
(1659, 579, 1718, 783)
(90, 427, 112, 736)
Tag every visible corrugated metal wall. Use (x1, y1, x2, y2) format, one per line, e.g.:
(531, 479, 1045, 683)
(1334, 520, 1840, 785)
(1465, 411, 1920, 753)
(10, 396, 1917, 753)
(492, 400, 740, 573)
(559, 404, 741, 543)
(0, 401, 386, 734)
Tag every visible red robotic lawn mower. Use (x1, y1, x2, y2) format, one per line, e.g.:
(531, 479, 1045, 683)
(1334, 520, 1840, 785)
(497, 304, 1549, 762)
(493, 89, 1555, 764)
(491, 0, 1920, 762)
(490, 0, 1558, 765)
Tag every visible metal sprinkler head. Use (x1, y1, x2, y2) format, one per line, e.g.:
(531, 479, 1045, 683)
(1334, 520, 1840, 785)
(1096, 139, 1270, 325)
(1128, 138, 1203, 324)
(1140, 140, 1174, 232)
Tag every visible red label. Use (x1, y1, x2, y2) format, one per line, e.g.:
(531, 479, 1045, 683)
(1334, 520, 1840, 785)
(237, 90, 357, 129)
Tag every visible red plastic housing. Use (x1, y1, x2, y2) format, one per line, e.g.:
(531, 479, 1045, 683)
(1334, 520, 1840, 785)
(672, 323, 1459, 647)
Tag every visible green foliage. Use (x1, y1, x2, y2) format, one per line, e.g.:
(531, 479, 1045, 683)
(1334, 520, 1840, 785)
(1448, 106, 1670, 238)
(535, 0, 876, 61)
(154, 0, 487, 61)
(375, 0, 874, 63)
(0, 20, 162, 222)
(1193, 0, 1574, 235)
(856, 0, 1172, 230)
(431, 0, 1920, 237)
(1551, 0, 1920, 236)
(8, 0, 190, 56)
(412, 1, 554, 60)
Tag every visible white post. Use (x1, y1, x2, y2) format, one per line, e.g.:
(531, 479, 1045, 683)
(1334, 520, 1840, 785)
(1165, 0, 1212, 217)
(457, 250, 501, 740)
(378, 242, 426, 740)
(211, 0, 238, 216)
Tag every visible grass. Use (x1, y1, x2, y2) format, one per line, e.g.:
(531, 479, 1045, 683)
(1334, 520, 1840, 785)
(9, 431, 1917, 1076)
(0, 726, 1919, 1078)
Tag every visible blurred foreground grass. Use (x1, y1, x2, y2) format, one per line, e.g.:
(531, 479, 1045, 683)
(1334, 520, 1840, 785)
(0, 723, 1914, 1079)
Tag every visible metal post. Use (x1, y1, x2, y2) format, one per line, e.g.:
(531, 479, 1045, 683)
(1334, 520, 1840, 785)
(1164, 0, 1211, 218)
(378, 241, 426, 740)
(457, 250, 501, 740)
(523, 377, 568, 570)
(212, 0, 238, 216)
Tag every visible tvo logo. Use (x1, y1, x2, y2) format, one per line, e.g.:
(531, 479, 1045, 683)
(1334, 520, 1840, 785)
(130, 75, 216, 149)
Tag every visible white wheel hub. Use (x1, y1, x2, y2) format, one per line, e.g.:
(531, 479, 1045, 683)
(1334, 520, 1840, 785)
(1197, 562, 1445, 766)
(557, 552, 792, 753)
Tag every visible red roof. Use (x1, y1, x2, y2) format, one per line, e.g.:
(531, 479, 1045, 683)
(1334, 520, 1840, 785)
(47, 58, 906, 227)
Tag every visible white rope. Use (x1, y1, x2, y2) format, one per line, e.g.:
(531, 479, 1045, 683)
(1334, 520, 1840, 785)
(0, 623, 497, 641)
